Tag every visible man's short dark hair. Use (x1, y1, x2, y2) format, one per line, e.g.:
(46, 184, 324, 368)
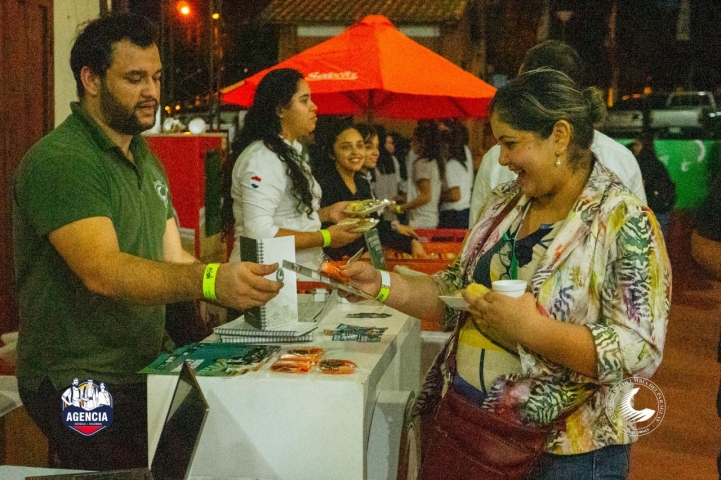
(520, 40, 585, 87)
(70, 12, 159, 98)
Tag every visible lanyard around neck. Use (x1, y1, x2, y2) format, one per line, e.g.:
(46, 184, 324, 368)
(501, 202, 530, 280)
(501, 231, 519, 280)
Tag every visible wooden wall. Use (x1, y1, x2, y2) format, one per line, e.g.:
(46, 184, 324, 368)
(0, 0, 54, 335)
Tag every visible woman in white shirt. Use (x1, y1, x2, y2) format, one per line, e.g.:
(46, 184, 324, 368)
(372, 126, 402, 203)
(439, 122, 473, 228)
(355, 123, 380, 196)
(398, 121, 441, 229)
(223, 68, 360, 268)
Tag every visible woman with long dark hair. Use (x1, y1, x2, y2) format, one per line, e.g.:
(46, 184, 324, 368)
(313, 119, 426, 260)
(397, 121, 442, 229)
(222, 68, 360, 267)
(353, 123, 379, 195)
(373, 125, 404, 221)
(438, 120, 473, 228)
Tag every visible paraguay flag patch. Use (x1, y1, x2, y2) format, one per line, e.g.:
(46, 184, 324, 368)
(250, 176, 262, 188)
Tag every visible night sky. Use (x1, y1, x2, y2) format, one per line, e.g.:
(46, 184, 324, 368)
(129, 0, 721, 104)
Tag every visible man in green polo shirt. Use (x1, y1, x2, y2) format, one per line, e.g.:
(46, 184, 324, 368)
(13, 13, 282, 471)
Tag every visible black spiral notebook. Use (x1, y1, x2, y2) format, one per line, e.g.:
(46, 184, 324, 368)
(214, 315, 318, 338)
(219, 333, 313, 343)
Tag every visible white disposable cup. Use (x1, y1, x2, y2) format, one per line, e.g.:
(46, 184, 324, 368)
(492, 279, 528, 298)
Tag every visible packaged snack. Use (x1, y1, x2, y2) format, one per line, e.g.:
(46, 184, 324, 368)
(319, 259, 349, 285)
(281, 347, 325, 364)
(270, 360, 313, 373)
(319, 359, 357, 374)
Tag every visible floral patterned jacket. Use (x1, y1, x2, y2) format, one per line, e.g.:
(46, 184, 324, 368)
(432, 160, 671, 454)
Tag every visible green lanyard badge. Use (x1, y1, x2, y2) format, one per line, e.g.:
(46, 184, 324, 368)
(501, 232, 518, 280)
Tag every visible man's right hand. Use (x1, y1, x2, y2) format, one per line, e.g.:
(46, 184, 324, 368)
(214, 262, 283, 310)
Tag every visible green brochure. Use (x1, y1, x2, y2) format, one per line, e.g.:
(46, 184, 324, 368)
(364, 229, 387, 270)
(140, 342, 281, 376)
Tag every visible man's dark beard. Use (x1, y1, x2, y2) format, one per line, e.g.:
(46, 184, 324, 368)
(99, 80, 157, 135)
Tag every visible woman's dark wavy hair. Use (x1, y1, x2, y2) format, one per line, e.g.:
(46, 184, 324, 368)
(221, 69, 315, 236)
(412, 120, 444, 181)
(489, 68, 605, 169)
(374, 125, 396, 175)
(310, 116, 356, 176)
(354, 123, 377, 146)
(392, 132, 410, 181)
(443, 119, 470, 170)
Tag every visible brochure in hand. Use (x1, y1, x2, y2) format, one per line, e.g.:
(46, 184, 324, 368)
(140, 342, 281, 376)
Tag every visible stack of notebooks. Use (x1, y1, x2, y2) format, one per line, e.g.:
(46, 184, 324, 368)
(214, 316, 318, 344)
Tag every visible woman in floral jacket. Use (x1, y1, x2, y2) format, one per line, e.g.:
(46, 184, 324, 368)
(342, 68, 670, 479)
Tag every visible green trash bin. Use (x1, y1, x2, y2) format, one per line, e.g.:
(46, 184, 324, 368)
(614, 138, 721, 210)
(654, 139, 721, 209)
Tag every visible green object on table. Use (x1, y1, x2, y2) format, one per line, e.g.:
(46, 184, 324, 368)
(140, 342, 281, 376)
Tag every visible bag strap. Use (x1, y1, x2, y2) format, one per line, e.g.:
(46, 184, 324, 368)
(447, 193, 521, 377)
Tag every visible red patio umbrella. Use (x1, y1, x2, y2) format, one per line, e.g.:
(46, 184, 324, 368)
(220, 15, 496, 119)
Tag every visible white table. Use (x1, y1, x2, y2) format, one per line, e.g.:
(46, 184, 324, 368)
(0, 376, 22, 417)
(0, 465, 253, 479)
(147, 299, 421, 480)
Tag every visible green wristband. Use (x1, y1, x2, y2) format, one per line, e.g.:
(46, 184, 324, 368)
(375, 270, 391, 303)
(320, 229, 332, 248)
(203, 263, 220, 301)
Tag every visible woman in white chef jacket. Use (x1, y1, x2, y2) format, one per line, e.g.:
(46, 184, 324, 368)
(223, 68, 360, 268)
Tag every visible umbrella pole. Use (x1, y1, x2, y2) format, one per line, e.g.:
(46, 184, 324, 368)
(367, 90, 374, 124)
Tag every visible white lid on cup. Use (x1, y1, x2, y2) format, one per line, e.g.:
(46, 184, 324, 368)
(491, 279, 528, 297)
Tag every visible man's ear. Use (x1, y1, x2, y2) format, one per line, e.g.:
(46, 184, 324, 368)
(80, 66, 102, 97)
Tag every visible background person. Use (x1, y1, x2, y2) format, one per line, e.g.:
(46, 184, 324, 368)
(438, 120, 474, 229)
(354, 123, 380, 196)
(371, 125, 403, 221)
(355, 122, 421, 240)
(341, 69, 670, 478)
(13, 13, 282, 471)
(469, 40, 647, 227)
(313, 120, 426, 260)
(690, 175, 721, 480)
(392, 132, 412, 225)
(627, 134, 676, 237)
(222, 68, 361, 269)
(397, 121, 442, 229)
